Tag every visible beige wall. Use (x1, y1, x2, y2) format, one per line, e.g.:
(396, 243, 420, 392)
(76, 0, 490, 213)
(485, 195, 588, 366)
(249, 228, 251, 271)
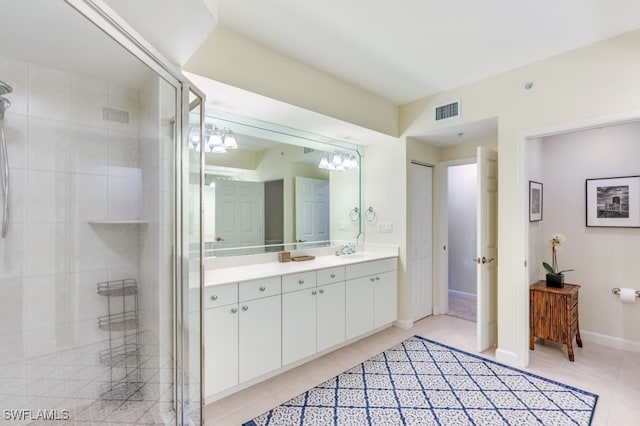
(185, 28, 399, 137)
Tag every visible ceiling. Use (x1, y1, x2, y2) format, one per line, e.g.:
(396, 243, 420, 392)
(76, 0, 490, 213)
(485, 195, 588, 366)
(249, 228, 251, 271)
(216, 0, 640, 105)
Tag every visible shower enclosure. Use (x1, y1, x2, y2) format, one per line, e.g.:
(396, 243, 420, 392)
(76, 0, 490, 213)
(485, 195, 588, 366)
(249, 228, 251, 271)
(0, 0, 203, 424)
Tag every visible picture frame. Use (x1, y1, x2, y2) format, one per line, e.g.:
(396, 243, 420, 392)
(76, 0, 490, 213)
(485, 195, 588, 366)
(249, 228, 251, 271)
(586, 175, 640, 228)
(529, 181, 543, 222)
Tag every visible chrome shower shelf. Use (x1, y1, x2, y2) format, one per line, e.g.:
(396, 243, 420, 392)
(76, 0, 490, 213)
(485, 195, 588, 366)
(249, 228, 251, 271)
(97, 278, 138, 297)
(98, 311, 138, 331)
(99, 343, 140, 366)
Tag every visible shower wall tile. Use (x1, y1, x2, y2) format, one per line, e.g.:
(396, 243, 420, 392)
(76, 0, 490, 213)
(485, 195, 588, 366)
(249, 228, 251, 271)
(4, 113, 28, 169)
(0, 277, 25, 336)
(105, 226, 140, 271)
(0, 55, 28, 116)
(69, 124, 108, 175)
(71, 270, 108, 322)
(71, 174, 107, 222)
(108, 129, 140, 177)
(28, 64, 70, 122)
(26, 223, 70, 275)
(70, 223, 109, 273)
(26, 171, 70, 223)
(0, 223, 26, 279)
(107, 175, 141, 219)
(23, 274, 72, 331)
(8, 168, 26, 223)
(71, 74, 108, 128)
(28, 117, 70, 172)
(107, 84, 139, 132)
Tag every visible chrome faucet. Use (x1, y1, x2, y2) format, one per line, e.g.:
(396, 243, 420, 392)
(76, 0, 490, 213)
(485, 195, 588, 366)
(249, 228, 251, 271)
(340, 243, 356, 255)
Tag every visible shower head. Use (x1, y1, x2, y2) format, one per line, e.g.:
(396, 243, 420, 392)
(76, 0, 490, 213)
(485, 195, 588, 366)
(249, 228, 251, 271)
(0, 80, 12, 96)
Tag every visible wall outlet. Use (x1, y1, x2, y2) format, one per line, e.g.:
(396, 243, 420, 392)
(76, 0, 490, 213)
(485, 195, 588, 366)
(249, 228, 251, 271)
(379, 223, 393, 233)
(339, 221, 351, 231)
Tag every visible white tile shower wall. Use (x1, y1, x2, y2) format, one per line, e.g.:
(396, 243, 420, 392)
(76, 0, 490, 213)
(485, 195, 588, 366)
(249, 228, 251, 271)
(0, 55, 143, 363)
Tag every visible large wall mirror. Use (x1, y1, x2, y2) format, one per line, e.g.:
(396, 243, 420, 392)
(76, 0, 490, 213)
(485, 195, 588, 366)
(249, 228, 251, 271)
(189, 109, 362, 257)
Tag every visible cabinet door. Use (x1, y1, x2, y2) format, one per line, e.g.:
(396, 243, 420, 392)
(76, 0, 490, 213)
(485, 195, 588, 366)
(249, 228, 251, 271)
(374, 270, 398, 328)
(346, 276, 374, 340)
(239, 295, 281, 383)
(317, 281, 345, 352)
(282, 288, 317, 365)
(205, 305, 238, 397)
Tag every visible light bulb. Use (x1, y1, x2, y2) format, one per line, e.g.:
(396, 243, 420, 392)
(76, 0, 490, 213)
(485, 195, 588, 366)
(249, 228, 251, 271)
(223, 130, 238, 149)
(319, 157, 329, 169)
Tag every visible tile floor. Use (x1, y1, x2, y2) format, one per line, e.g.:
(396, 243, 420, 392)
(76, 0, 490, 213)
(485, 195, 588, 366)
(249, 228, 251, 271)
(206, 315, 640, 425)
(0, 331, 176, 425)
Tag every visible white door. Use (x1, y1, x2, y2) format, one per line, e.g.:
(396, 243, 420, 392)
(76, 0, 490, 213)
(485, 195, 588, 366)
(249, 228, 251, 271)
(282, 288, 317, 365)
(215, 180, 264, 250)
(374, 270, 398, 328)
(295, 177, 329, 243)
(410, 163, 433, 320)
(317, 281, 346, 352)
(204, 305, 238, 397)
(345, 276, 374, 339)
(476, 147, 498, 352)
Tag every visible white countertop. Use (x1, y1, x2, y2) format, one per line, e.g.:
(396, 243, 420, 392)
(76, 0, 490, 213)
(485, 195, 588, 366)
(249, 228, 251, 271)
(204, 251, 397, 287)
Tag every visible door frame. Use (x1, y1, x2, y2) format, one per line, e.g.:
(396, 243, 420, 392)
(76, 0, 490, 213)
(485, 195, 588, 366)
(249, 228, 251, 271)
(437, 157, 476, 317)
(514, 109, 640, 367)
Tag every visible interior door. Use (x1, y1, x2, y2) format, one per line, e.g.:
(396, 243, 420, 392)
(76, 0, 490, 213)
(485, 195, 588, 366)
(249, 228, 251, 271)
(295, 177, 329, 243)
(476, 147, 498, 352)
(410, 162, 433, 320)
(214, 180, 264, 250)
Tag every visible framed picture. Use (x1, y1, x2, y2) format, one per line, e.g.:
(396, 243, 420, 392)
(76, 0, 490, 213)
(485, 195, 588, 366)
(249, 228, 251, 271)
(529, 181, 543, 222)
(586, 175, 640, 227)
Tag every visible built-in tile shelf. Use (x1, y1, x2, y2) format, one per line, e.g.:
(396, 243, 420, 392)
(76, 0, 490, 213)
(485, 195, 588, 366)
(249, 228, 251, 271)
(88, 219, 148, 224)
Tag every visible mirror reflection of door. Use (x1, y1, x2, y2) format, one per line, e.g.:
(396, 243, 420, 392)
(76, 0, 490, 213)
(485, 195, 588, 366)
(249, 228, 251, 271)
(214, 180, 264, 254)
(295, 177, 330, 245)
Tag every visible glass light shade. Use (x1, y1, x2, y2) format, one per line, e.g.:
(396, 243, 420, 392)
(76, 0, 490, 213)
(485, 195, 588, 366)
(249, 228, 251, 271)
(319, 157, 329, 169)
(189, 126, 200, 142)
(208, 129, 224, 146)
(350, 155, 359, 169)
(223, 130, 238, 149)
(212, 144, 226, 154)
(332, 152, 343, 166)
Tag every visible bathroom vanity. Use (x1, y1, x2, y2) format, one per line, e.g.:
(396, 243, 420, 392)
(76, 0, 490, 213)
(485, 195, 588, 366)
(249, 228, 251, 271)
(203, 250, 398, 401)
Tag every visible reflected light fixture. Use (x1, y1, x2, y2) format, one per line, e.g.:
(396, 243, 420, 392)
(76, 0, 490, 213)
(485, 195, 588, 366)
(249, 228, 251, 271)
(188, 123, 240, 153)
(318, 151, 358, 171)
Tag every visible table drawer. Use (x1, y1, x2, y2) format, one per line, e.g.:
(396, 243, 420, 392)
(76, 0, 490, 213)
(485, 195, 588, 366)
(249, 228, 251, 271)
(282, 271, 316, 293)
(204, 283, 238, 309)
(317, 266, 345, 286)
(239, 276, 281, 302)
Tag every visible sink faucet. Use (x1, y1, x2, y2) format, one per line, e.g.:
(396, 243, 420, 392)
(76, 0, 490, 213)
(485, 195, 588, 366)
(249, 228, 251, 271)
(340, 243, 356, 255)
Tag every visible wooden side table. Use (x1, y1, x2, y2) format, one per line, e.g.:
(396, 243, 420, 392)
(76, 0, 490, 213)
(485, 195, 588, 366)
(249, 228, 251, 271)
(529, 281, 583, 361)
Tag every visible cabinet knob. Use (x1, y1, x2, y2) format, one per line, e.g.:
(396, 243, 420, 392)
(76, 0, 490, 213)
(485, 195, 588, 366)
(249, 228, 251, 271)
(312, 290, 317, 295)
(319, 288, 325, 294)
(298, 279, 304, 284)
(375, 276, 380, 281)
(330, 273, 336, 278)
(259, 285, 266, 291)
(230, 307, 238, 314)
(242, 305, 248, 311)
(370, 277, 375, 282)
(211, 295, 218, 301)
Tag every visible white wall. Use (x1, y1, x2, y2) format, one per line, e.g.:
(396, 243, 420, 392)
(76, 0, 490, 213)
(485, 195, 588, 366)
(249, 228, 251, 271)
(535, 122, 640, 343)
(447, 163, 477, 295)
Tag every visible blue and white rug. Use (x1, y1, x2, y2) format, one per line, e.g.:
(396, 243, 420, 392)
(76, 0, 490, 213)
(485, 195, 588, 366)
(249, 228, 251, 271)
(244, 336, 598, 425)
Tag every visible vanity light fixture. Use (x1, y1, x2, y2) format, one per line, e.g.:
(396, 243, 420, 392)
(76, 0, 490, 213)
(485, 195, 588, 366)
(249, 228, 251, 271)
(318, 150, 358, 171)
(189, 123, 240, 153)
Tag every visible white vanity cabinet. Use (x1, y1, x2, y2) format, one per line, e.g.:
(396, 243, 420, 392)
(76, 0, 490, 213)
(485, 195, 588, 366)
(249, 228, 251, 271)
(345, 258, 398, 340)
(282, 267, 346, 366)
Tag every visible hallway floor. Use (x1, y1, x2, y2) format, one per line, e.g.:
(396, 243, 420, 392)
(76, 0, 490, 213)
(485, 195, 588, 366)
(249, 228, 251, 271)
(447, 292, 477, 322)
(206, 315, 640, 425)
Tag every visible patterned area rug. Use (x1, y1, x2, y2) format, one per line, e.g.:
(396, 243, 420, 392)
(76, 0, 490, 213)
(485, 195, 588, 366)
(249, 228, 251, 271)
(244, 336, 598, 425)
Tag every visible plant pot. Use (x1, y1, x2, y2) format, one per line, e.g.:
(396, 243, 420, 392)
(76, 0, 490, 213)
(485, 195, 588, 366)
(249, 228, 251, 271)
(546, 273, 564, 288)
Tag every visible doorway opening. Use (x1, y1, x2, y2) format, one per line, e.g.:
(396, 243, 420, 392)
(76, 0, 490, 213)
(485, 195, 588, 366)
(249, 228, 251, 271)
(265, 179, 284, 252)
(446, 162, 478, 322)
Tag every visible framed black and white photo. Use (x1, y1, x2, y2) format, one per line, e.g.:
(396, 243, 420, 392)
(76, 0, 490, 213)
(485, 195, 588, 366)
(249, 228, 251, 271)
(586, 175, 640, 227)
(529, 181, 543, 222)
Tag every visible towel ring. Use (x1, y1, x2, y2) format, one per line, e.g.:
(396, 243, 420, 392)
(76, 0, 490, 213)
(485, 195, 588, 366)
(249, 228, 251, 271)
(349, 207, 360, 222)
(365, 207, 376, 223)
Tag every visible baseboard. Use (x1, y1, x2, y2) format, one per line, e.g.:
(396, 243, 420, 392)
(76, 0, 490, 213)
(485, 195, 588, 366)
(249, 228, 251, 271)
(581, 330, 640, 353)
(394, 319, 414, 330)
(495, 348, 526, 368)
(448, 289, 477, 300)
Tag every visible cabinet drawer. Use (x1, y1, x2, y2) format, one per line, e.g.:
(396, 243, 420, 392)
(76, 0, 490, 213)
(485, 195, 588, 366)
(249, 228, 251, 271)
(346, 258, 397, 280)
(317, 266, 345, 286)
(204, 283, 238, 309)
(282, 271, 316, 293)
(239, 276, 281, 302)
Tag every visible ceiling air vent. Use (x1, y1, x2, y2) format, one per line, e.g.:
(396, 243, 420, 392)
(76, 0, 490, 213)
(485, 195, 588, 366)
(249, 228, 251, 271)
(102, 107, 130, 124)
(434, 100, 460, 121)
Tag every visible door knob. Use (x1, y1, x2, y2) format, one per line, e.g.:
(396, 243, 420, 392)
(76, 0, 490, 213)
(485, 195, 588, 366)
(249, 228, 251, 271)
(474, 256, 495, 264)
(216, 236, 225, 242)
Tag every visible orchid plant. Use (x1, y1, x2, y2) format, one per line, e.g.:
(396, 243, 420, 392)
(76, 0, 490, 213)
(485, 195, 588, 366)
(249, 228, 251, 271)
(543, 233, 574, 275)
